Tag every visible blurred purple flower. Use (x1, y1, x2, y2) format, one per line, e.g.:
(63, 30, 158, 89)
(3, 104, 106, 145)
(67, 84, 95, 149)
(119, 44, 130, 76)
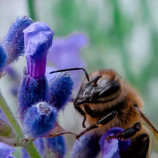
(47, 32, 88, 88)
(5, 66, 21, 97)
(99, 127, 131, 158)
(0, 142, 15, 158)
(70, 133, 100, 158)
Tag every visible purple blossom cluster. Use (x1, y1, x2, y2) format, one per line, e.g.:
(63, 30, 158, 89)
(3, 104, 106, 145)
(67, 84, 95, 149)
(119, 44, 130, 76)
(0, 16, 133, 158)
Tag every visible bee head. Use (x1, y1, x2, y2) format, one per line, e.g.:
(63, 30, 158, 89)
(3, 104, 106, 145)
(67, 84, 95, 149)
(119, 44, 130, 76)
(75, 69, 121, 106)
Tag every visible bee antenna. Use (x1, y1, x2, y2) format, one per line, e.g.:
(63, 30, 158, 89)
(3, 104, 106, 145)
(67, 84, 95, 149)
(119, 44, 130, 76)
(49, 68, 90, 81)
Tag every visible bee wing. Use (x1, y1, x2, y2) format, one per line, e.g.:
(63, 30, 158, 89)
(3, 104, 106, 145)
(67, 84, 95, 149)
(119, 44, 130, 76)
(138, 109, 158, 140)
(135, 105, 158, 142)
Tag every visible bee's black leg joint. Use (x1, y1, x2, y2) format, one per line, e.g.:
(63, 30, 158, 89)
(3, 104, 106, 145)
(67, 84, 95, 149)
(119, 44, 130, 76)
(120, 133, 149, 158)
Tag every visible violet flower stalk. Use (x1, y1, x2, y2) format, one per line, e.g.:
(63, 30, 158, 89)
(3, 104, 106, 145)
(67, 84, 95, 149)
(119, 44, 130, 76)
(18, 22, 53, 120)
(17, 21, 73, 158)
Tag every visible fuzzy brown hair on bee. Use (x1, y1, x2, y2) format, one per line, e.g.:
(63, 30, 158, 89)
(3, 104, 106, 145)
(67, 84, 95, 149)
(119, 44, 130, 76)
(50, 68, 158, 158)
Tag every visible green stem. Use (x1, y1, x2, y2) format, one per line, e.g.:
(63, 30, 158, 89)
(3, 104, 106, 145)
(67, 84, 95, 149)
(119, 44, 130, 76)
(24, 142, 41, 158)
(27, 0, 37, 21)
(0, 91, 24, 139)
(0, 91, 41, 158)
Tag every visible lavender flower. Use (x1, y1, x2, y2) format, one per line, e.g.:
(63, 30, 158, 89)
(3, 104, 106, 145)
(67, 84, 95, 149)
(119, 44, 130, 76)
(70, 133, 100, 158)
(18, 22, 54, 120)
(49, 72, 73, 110)
(47, 32, 88, 88)
(3, 16, 33, 65)
(99, 127, 131, 158)
(0, 142, 15, 158)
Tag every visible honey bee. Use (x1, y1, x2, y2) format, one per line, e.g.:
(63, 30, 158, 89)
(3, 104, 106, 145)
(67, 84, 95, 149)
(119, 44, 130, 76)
(50, 68, 158, 158)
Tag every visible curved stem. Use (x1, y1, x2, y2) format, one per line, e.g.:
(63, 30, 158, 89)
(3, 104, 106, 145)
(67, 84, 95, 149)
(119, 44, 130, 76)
(23, 142, 41, 158)
(0, 91, 24, 139)
(0, 91, 41, 158)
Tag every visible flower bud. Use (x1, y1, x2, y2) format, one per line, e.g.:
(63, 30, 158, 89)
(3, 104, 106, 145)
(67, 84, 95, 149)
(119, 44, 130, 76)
(3, 16, 33, 64)
(49, 72, 73, 110)
(23, 102, 57, 139)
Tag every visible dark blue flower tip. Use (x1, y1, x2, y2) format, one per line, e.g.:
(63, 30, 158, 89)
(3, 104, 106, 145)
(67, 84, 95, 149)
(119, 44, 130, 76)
(70, 133, 100, 158)
(18, 76, 49, 121)
(23, 102, 57, 139)
(0, 45, 7, 71)
(24, 22, 54, 79)
(99, 127, 131, 158)
(49, 72, 73, 111)
(3, 16, 33, 65)
(0, 142, 15, 158)
(45, 136, 66, 158)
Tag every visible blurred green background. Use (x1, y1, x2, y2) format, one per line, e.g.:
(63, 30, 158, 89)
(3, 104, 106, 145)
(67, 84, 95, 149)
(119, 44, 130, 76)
(0, 0, 158, 157)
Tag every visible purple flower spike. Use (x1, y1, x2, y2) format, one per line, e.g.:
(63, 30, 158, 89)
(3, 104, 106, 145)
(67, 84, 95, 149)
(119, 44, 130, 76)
(3, 16, 33, 65)
(0, 45, 7, 71)
(0, 142, 15, 158)
(99, 127, 131, 158)
(47, 32, 88, 88)
(49, 72, 73, 110)
(24, 22, 54, 79)
(23, 102, 57, 139)
(70, 133, 100, 158)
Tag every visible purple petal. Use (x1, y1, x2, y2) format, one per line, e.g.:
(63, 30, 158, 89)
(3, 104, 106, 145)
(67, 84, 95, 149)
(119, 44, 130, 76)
(24, 22, 54, 79)
(99, 127, 131, 158)
(99, 128, 123, 158)
(0, 142, 15, 158)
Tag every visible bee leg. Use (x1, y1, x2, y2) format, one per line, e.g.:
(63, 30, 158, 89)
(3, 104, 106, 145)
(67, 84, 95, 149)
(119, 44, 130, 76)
(120, 133, 149, 158)
(106, 122, 141, 141)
